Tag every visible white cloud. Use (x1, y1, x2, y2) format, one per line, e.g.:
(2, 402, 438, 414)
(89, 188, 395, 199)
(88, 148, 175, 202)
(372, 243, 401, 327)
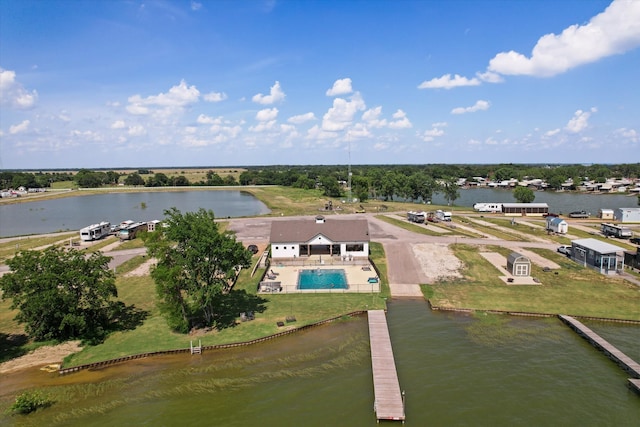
(111, 120, 126, 129)
(476, 71, 504, 83)
(306, 124, 338, 140)
(418, 73, 480, 90)
(249, 120, 277, 132)
(190, 1, 202, 11)
(451, 100, 490, 114)
(197, 114, 222, 125)
(128, 125, 147, 136)
(373, 142, 389, 151)
(256, 107, 278, 121)
(544, 128, 561, 137)
(488, 0, 640, 77)
(9, 120, 30, 134)
(322, 93, 366, 131)
(615, 127, 639, 142)
(388, 109, 412, 129)
(362, 107, 388, 128)
(0, 68, 38, 109)
(345, 123, 372, 140)
(420, 122, 447, 142)
(127, 80, 200, 115)
(252, 81, 285, 104)
(565, 107, 597, 133)
(326, 78, 353, 96)
(288, 112, 316, 124)
(203, 91, 227, 102)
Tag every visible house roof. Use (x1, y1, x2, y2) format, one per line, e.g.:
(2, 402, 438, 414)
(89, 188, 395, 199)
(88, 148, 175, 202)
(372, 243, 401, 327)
(547, 217, 567, 225)
(572, 238, 624, 254)
(270, 218, 369, 244)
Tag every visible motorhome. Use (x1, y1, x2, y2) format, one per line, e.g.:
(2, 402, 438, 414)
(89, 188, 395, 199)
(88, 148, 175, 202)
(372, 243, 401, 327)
(601, 223, 633, 239)
(407, 211, 426, 223)
(436, 210, 452, 221)
(118, 221, 147, 241)
(80, 221, 111, 241)
(473, 203, 503, 213)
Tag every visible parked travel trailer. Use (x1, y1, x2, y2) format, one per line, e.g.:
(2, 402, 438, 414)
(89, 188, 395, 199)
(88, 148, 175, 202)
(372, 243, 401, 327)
(80, 221, 111, 241)
(118, 221, 147, 241)
(436, 210, 452, 221)
(407, 211, 426, 223)
(473, 203, 503, 213)
(601, 223, 633, 239)
(546, 217, 568, 234)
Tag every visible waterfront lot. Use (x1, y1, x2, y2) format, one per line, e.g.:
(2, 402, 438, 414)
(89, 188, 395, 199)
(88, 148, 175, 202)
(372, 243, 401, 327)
(425, 244, 640, 320)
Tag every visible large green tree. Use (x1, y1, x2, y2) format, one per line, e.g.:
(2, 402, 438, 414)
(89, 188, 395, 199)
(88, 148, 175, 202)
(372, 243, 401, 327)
(513, 186, 536, 203)
(440, 177, 460, 206)
(145, 208, 261, 333)
(0, 247, 118, 342)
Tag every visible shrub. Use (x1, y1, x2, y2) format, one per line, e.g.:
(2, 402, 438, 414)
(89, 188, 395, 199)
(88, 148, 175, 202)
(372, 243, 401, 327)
(9, 390, 53, 414)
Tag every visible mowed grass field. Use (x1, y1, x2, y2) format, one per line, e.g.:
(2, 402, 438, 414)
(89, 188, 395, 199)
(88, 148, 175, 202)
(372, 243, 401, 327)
(60, 242, 390, 367)
(424, 243, 640, 320)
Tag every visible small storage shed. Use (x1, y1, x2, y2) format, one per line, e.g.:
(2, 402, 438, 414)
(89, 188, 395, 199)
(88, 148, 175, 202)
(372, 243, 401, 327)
(507, 252, 531, 277)
(614, 208, 640, 223)
(546, 217, 568, 234)
(598, 209, 614, 220)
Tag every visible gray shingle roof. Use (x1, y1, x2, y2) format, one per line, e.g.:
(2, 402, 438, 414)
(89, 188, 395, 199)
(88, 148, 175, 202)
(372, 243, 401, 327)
(270, 218, 369, 244)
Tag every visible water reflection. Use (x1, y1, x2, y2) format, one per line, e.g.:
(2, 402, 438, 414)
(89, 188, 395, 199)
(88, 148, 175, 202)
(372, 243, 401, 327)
(0, 191, 270, 237)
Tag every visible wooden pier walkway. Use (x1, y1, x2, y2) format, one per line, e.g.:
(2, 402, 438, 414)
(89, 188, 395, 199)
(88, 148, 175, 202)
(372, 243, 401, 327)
(559, 315, 640, 378)
(368, 310, 405, 422)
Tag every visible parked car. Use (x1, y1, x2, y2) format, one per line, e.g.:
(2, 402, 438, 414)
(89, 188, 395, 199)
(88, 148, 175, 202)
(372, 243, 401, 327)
(630, 237, 640, 245)
(557, 245, 572, 256)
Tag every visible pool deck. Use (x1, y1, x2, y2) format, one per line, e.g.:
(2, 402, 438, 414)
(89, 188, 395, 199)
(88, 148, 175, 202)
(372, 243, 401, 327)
(263, 259, 380, 293)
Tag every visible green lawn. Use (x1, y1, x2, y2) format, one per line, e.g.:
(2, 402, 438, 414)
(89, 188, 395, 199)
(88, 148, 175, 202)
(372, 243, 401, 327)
(424, 243, 640, 320)
(62, 242, 390, 367)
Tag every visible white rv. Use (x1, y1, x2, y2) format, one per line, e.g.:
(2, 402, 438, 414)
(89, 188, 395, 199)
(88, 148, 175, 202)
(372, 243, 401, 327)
(80, 221, 111, 241)
(473, 203, 503, 213)
(436, 210, 452, 221)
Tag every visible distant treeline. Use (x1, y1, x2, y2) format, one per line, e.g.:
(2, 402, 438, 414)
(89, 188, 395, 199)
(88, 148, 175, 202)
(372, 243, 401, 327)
(2, 163, 639, 203)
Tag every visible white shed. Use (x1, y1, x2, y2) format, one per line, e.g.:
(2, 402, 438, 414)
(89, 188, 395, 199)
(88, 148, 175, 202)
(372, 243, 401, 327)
(546, 217, 568, 234)
(598, 209, 614, 220)
(614, 208, 640, 223)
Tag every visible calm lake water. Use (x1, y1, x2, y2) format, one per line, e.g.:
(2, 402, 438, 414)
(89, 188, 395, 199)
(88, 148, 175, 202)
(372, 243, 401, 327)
(1, 187, 636, 238)
(1, 301, 638, 426)
(0, 191, 270, 238)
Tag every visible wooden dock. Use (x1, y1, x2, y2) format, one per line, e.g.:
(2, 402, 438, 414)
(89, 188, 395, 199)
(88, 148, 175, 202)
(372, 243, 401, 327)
(559, 315, 640, 378)
(368, 310, 405, 422)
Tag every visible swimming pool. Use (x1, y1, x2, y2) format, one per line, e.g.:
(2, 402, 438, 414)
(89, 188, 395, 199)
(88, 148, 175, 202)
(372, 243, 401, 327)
(297, 269, 348, 290)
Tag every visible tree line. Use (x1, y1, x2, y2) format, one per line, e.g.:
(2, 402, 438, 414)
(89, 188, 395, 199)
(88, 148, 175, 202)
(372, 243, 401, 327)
(2, 164, 639, 201)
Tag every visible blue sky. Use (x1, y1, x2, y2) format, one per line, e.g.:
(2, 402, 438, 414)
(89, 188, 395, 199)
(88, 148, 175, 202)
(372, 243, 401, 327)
(1, 0, 639, 169)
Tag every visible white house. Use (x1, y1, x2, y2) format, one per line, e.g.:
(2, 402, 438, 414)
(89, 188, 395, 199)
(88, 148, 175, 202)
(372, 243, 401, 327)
(270, 215, 369, 261)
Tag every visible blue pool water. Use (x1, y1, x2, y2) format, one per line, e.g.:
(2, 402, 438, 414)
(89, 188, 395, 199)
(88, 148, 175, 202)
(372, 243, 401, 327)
(297, 269, 348, 290)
